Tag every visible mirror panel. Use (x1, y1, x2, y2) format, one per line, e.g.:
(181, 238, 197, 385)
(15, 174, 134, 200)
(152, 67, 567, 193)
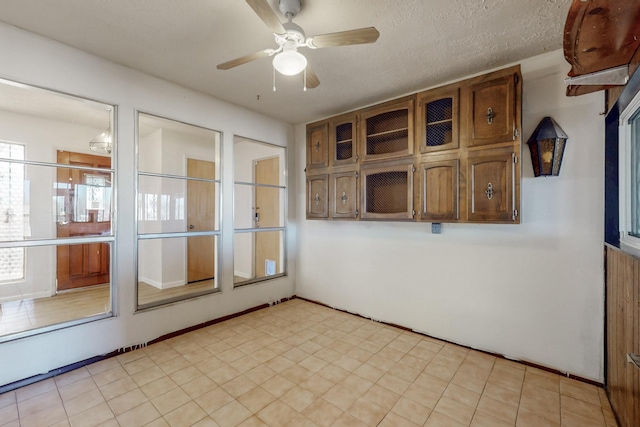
(136, 113, 221, 309)
(138, 175, 218, 234)
(137, 236, 218, 308)
(234, 230, 284, 284)
(233, 136, 286, 287)
(138, 114, 219, 178)
(0, 79, 114, 341)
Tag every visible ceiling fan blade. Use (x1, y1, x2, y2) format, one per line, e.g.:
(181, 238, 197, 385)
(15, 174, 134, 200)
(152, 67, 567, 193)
(217, 49, 274, 70)
(305, 65, 320, 89)
(246, 0, 286, 35)
(308, 27, 380, 49)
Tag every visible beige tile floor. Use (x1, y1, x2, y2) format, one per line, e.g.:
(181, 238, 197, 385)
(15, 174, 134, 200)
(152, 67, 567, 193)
(0, 299, 617, 427)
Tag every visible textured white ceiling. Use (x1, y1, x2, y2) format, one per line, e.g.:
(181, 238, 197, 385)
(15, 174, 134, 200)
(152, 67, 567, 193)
(0, 0, 571, 125)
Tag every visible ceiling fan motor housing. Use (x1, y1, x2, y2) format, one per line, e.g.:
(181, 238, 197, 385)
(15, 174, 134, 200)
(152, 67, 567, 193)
(278, 0, 301, 19)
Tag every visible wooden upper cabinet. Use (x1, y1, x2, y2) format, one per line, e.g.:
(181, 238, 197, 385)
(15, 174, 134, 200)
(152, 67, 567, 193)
(417, 158, 459, 221)
(417, 86, 459, 154)
(306, 173, 329, 219)
(307, 121, 329, 169)
(331, 170, 359, 219)
(361, 99, 414, 162)
(304, 64, 521, 224)
(468, 68, 519, 147)
(331, 114, 358, 166)
(467, 150, 516, 222)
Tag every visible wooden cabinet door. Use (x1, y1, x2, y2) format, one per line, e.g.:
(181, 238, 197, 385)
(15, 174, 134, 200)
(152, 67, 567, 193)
(56, 150, 111, 291)
(331, 114, 358, 166)
(331, 170, 358, 219)
(307, 174, 329, 219)
(467, 152, 516, 222)
(361, 162, 414, 220)
(361, 99, 414, 162)
(468, 73, 517, 147)
(307, 122, 329, 169)
(417, 86, 459, 154)
(419, 159, 459, 221)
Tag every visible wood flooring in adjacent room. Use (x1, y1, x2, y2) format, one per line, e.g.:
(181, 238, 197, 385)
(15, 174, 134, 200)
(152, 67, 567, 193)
(0, 299, 616, 427)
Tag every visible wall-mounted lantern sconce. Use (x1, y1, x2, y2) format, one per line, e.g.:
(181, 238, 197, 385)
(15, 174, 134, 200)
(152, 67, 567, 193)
(526, 116, 568, 177)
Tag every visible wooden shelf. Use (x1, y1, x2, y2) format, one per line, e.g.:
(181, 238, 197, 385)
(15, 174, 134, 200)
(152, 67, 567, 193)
(336, 139, 353, 145)
(367, 128, 408, 141)
(427, 119, 452, 126)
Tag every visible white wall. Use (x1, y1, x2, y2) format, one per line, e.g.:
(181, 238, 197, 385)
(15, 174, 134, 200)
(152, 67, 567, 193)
(295, 50, 605, 382)
(0, 22, 296, 386)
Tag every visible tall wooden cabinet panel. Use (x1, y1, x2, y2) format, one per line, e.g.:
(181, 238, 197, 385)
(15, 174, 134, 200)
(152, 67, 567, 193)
(417, 158, 459, 221)
(468, 72, 517, 147)
(307, 121, 329, 169)
(306, 173, 329, 219)
(417, 86, 459, 153)
(361, 161, 414, 220)
(331, 170, 359, 219)
(361, 99, 414, 162)
(467, 150, 516, 222)
(331, 114, 358, 166)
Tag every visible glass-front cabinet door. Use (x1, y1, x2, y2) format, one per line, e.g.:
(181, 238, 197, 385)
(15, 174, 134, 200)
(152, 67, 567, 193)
(417, 85, 459, 154)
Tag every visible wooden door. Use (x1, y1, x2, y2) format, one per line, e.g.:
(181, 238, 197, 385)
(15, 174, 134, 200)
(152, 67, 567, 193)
(307, 122, 329, 169)
(331, 170, 358, 219)
(468, 73, 516, 147)
(419, 159, 459, 221)
(467, 151, 515, 222)
(306, 173, 328, 219)
(187, 158, 215, 283)
(56, 151, 111, 291)
(255, 157, 280, 277)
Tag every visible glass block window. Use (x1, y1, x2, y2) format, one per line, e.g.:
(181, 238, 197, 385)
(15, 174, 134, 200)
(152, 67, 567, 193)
(0, 142, 25, 282)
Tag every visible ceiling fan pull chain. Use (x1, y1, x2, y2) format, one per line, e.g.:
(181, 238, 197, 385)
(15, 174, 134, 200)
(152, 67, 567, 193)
(303, 67, 307, 91)
(273, 67, 277, 92)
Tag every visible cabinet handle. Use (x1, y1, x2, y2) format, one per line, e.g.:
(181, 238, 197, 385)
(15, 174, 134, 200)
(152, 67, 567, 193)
(315, 193, 320, 206)
(341, 192, 347, 205)
(315, 141, 320, 152)
(485, 182, 494, 200)
(486, 107, 494, 125)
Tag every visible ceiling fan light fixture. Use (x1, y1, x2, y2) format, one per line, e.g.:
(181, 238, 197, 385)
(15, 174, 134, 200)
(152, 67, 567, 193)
(272, 48, 307, 76)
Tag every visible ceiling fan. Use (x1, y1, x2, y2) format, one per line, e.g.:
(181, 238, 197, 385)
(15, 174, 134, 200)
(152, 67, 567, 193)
(217, 0, 380, 89)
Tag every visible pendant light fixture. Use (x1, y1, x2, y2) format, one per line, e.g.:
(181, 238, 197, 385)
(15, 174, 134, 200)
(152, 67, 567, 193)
(89, 108, 113, 154)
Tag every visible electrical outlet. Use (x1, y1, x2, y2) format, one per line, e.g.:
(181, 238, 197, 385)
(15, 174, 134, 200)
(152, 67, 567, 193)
(432, 223, 442, 234)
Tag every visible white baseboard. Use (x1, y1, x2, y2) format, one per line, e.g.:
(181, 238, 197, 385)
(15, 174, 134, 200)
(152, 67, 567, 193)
(140, 277, 185, 290)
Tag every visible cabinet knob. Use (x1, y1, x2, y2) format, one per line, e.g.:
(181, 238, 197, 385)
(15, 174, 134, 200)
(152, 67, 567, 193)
(315, 141, 320, 152)
(315, 193, 320, 206)
(486, 107, 494, 125)
(341, 192, 347, 205)
(484, 182, 494, 200)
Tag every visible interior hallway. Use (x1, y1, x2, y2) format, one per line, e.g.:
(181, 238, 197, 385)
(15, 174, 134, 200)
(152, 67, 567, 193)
(0, 299, 616, 427)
